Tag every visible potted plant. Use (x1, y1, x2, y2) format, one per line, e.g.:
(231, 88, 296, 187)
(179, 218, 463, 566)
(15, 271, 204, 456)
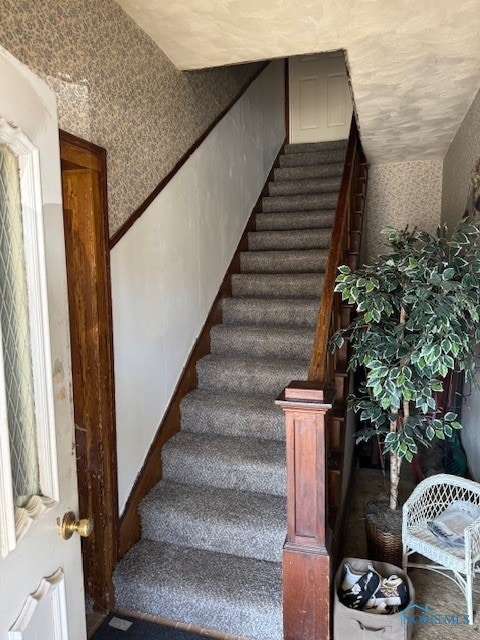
(330, 219, 480, 563)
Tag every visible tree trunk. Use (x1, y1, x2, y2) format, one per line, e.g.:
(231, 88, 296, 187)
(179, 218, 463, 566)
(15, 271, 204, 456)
(389, 413, 400, 510)
(389, 306, 408, 511)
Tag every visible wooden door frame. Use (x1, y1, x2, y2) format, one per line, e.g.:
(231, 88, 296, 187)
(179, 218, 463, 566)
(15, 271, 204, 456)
(59, 130, 118, 612)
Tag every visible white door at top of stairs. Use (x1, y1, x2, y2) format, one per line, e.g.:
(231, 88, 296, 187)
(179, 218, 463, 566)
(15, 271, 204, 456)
(289, 51, 353, 144)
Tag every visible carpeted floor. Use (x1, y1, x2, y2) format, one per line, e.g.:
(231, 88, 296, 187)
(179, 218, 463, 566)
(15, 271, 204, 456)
(92, 613, 214, 640)
(344, 467, 480, 639)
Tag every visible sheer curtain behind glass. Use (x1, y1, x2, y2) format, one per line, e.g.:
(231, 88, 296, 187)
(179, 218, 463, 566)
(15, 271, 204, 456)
(0, 145, 39, 507)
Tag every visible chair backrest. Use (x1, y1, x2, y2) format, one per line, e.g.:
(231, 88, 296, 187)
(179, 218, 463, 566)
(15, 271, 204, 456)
(403, 473, 480, 529)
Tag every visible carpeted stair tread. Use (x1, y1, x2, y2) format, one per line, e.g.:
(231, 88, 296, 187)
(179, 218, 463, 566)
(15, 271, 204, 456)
(268, 176, 341, 196)
(222, 296, 319, 327)
(232, 272, 324, 298)
(211, 324, 313, 359)
(248, 228, 332, 251)
(255, 209, 336, 231)
(283, 140, 347, 154)
(114, 540, 282, 640)
(181, 389, 285, 440)
(278, 148, 346, 167)
(240, 248, 328, 273)
(196, 353, 307, 395)
(140, 480, 286, 563)
(162, 432, 286, 495)
(262, 192, 338, 213)
(274, 162, 344, 182)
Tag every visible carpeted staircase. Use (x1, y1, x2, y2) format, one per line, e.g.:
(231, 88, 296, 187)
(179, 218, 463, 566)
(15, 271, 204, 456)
(114, 139, 348, 640)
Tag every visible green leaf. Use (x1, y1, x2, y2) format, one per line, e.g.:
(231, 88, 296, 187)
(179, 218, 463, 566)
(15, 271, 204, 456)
(444, 412, 456, 421)
(442, 268, 455, 280)
(461, 224, 478, 234)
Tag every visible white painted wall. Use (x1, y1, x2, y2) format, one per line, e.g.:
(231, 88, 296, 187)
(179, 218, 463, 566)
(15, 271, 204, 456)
(111, 61, 285, 512)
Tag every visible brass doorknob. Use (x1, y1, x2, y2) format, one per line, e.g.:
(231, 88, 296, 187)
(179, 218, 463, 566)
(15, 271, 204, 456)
(60, 511, 94, 540)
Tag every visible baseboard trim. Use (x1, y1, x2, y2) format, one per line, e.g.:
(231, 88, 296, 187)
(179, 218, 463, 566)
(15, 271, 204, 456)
(117, 148, 282, 558)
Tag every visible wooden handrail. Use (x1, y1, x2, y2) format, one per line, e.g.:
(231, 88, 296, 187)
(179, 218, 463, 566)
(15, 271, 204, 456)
(308, 116, 361, 383)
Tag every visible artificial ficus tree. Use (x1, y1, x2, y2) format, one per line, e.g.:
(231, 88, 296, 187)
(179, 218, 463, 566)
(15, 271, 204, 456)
(330, 219, 480, 510)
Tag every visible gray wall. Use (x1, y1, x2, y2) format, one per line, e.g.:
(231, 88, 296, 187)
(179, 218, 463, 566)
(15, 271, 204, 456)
(442, 89, 480, 229)
(442, 88, 480, 481)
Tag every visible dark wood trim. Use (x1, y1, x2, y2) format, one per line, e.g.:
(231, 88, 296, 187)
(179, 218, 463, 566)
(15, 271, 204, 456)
(118, 148, 282, 557)
(109, 61, 270, 250)
(276, 382, 335, 640)
(60, 131, 119, 611)
(308, 117, 359, 383)
(284, 58, 290, 144)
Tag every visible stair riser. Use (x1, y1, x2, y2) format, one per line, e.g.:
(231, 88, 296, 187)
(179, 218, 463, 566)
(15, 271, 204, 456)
(115, 589, 283, 640)
(232, 273, 324, 299)
(197, 359, 308, 395)
(222, 298, 319, 327)
(162, 447, 287, 497)
(248, 229, 332, 251)
(255, 211, 335, 231)
(262, 193, 338, 213)
(140, 508, 284, 563)
(210, 328, 313, 360)
(114, 542, 283, 640)
(269, 177, 341, 197)
(181, 401, 286, 441)
(284, 140, 347, 154)
(240, 250, 328, 273)
(274, 163, 344, 182)
(279, 149, 346, 166)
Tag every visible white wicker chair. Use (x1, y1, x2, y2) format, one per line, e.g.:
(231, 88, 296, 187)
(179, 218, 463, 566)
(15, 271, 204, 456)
(402, 473, 480, 624)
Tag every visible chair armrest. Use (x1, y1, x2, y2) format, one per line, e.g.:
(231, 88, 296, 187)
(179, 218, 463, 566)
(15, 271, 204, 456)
(465, 515, 480, 565)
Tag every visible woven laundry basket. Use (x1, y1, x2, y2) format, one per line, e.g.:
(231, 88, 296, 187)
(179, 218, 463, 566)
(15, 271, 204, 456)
(334, 557, 415, 639)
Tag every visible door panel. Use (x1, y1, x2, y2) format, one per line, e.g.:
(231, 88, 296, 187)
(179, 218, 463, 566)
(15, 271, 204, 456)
(289, 51, 353, 143)
(0, 45, 86, 640)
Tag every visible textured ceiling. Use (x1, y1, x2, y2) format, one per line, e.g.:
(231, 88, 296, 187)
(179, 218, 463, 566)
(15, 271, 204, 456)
(116, 0, 480, 163)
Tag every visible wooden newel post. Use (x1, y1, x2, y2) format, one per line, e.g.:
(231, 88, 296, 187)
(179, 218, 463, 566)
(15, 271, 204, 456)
(276, 381, 335, 640)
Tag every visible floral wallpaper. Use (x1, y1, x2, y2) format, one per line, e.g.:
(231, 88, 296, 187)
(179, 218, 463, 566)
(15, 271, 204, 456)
(365, 160, 443, 260)
(0, 0, 261, 235)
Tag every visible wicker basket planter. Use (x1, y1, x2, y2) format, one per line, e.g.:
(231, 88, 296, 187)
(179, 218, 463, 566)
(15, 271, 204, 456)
(365, 497, 403, 567)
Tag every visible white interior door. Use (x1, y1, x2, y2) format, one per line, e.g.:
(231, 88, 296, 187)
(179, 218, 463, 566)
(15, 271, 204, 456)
(0, 46, 87, 640)
(289, 51, 353, 143)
